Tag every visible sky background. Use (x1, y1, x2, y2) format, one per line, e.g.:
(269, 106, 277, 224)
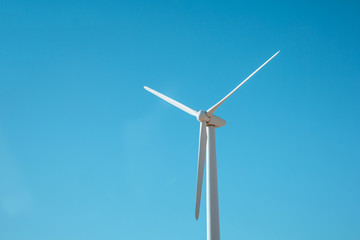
(1, 0, 360, 239)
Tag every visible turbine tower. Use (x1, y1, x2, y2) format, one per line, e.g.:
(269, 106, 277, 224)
(144, 51, 279, 240)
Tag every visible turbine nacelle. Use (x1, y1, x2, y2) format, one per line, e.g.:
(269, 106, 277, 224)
(197, 110, 226, 128)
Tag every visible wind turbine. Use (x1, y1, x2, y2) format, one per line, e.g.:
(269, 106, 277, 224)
(144, 51, 280, 240)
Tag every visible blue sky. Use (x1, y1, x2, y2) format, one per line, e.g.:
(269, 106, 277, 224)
(1, 0, 359, 239)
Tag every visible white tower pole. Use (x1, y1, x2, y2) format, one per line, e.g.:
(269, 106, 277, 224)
(206, 126, 220, 240)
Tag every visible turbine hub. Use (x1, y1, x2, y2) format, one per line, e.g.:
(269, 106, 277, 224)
(197, 110, 210, 122)
(197, 110, 226, 128)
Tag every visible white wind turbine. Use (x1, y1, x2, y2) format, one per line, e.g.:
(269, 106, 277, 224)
(144, 51, 280, 240)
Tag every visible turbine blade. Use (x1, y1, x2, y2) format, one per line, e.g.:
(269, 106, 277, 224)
(206, 51, 280, 116)
(144, 86, 198, 116)
(195, 122, 207, 220)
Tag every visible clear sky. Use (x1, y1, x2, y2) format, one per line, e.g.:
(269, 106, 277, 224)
(1, 1, 359, 239)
